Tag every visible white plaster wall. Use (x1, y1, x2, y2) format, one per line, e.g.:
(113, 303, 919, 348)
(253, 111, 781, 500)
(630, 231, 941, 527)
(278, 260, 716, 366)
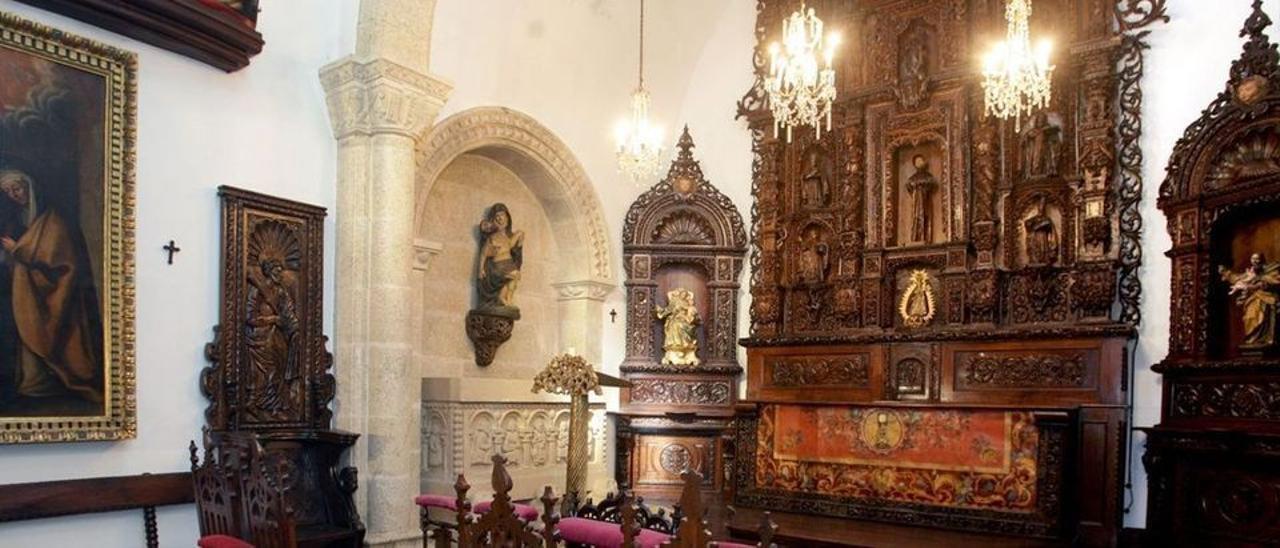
(0, 1, 356, 546)
(1125, 0, 1261, 528)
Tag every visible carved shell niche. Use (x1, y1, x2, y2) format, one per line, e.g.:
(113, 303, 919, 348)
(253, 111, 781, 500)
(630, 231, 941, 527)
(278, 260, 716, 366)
(652, 210, 715, 245)
(1207, 126, 1280, 188)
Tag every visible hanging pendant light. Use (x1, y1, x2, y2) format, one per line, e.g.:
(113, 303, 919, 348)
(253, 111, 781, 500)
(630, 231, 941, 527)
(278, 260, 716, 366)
(765, 0, 840, 143)
(982, 0, 1054, 130)
(615, 0, 664, 185)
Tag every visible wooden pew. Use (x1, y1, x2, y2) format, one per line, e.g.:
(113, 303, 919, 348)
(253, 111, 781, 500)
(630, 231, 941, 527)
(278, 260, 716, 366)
(0, 471, 194, 548)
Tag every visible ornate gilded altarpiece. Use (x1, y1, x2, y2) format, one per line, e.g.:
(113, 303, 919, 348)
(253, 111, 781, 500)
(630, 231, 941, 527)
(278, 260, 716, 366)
(731, 1, 1167, 545)
(615, 128, 747, 499)
(202, 187, 363, 546)
(1142, 2, 1280, 545)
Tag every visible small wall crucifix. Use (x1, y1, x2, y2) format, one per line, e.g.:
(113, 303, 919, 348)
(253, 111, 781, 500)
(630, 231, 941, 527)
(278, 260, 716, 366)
(163, 240, 181, 265)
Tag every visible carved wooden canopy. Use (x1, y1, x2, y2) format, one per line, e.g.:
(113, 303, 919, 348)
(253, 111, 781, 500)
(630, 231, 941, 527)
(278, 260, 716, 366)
(736, 0, 1167, 343)
(621, 127, 747, 372)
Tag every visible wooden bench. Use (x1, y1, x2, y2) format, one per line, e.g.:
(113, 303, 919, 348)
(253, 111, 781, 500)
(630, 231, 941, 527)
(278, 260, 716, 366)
(0, 471, 194, 548)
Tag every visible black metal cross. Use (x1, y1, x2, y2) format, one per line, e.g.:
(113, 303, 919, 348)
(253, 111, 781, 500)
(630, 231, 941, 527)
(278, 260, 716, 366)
(163, 240, 181, 265)
(609, 309, 618, 323)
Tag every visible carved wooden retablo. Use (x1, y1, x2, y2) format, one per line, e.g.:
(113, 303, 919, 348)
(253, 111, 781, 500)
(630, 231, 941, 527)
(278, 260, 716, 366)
(731, 1, 1169, 546)
(1143, 2, 1280, 545)
(615, 127, 748, 499)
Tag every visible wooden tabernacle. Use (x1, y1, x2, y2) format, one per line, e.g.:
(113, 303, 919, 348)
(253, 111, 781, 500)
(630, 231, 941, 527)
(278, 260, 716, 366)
(730, 1, 1169, 546)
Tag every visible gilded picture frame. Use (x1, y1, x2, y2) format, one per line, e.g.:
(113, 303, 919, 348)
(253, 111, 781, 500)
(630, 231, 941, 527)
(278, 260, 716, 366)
(0, 10, 136, 443)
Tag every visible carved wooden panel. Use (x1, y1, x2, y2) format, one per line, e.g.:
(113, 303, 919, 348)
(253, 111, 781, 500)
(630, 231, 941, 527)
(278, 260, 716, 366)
(633, 435, 716, 488)
(954, 352, 1093, 390)
(203, 187, 333, 432)
(628, 379, 733, 407)
(765, 355, 870, 388)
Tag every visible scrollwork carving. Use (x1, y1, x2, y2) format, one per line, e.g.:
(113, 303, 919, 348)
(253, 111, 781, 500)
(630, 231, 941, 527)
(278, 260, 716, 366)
(957, 354, 1089, 388)
(767, 356, 870, 388)
(629, 379, 732, 406)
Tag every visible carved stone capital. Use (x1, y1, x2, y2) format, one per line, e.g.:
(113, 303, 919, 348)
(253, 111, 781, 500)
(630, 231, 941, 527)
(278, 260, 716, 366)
(320, 56, 452, 140)
(553, 279, 615, 302)
(412, 239, 444, 272)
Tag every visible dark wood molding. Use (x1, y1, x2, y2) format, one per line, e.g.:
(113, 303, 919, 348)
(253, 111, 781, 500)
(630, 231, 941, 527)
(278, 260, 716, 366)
(13, 0, 263, 72)
(0, 472, 193, 522)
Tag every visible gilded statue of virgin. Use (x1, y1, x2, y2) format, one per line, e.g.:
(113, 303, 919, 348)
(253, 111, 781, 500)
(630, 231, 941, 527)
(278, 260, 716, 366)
(476, 203, 525, 319)
(656, 288, 700, 366)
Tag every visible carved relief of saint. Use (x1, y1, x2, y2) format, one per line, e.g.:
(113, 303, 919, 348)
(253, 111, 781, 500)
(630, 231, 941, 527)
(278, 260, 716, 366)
(801, 148, 829, 209)
(797, 227, 829, 285)
(655, 287, 700, 366)
(476, 203, 525, 318)
(1219, 253, 1280, 352)
(1022, 112, 1062, 179)
(906, 155, 938, 244)
(1024, 196, 1058, 266)
(244, 220, 303, 421)
(896, 23, 929, 109)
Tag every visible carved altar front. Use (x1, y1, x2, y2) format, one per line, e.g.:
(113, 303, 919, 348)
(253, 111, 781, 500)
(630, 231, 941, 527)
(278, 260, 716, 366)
(615, 128, 747, 499)
(1142, 3, 1280, 545)
(202, 187, 363, 546)
(732, 1, 1166, 545)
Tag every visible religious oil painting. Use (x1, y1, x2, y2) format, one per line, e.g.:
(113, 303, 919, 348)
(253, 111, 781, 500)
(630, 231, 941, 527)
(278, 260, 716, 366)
(0, 12, 136, 443)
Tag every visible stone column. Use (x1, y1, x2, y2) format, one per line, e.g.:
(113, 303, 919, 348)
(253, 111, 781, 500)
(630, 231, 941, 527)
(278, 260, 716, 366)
(321, 57, 451, 548)
(553, 280, 614, 365)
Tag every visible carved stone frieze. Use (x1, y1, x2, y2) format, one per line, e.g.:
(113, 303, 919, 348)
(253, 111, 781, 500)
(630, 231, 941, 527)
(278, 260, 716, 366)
(421, 400, 608, 499)
(319, 57, 452, 140)
(766, 355, 870, 388)
(629, 379, 733, 406)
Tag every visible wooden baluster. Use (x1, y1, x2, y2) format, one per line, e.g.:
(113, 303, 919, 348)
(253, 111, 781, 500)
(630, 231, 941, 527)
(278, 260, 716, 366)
(660, 470, 711, 548)
(539, 485, 560, 546)
(143, 505, 158, 548)
(619, 491, 641, 548)
(757, 511, 778, 548)
(453, 472, 472, 547)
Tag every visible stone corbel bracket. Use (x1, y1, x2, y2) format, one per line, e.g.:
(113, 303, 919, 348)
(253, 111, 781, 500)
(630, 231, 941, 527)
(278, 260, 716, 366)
(466, 310, 515, 366)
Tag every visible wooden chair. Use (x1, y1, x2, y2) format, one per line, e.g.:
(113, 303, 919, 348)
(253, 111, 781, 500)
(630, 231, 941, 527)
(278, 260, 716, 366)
(190, 430, 296, 548)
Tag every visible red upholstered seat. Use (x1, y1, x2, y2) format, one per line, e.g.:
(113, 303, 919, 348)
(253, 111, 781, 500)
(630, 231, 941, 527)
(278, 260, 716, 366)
(413, 493, 457, 510)
(413, 494, 540, 521)
(197, 535, 254, 548)
(557, 517, 671, 548)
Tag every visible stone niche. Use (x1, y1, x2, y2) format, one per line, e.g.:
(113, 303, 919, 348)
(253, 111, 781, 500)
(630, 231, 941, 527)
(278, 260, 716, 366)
(412, 107, 615, 503)
(421, 377, 608, 501)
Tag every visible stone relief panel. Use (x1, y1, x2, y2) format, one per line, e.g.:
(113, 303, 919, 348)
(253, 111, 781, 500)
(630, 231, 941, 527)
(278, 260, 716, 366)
(421, 400, 608, 500)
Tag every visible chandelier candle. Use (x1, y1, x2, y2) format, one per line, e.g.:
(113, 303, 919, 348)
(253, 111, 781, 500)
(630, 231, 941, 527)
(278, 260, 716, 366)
(766, 1, 839, 143)
(982, 0, 1054, 130)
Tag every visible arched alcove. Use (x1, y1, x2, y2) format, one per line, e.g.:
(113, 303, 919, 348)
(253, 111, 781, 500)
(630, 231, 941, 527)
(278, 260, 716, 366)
(411, 107, 614, 500)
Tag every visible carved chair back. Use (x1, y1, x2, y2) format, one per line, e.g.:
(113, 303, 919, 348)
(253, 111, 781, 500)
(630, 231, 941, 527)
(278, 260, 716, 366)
(190, 430, 296, 548)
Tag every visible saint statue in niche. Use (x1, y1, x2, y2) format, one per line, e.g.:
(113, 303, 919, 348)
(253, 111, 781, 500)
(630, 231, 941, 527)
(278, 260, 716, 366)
(476, 203, 525, 319)
(1219, 253, 1280, 352)
(1024, 196, 1058, 266)
(655, 287, 700, 366)
(898, 269, 936, 328)
(906, 155, 937, 244)
(244, 219, 304, 421)
(1022, 112, 1062, 179)
(801, 148, 829, 209)
(797, 226, 829, 286)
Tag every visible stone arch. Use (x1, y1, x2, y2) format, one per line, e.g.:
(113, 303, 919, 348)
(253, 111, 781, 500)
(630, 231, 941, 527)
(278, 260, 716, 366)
(414, 107, 613, 283)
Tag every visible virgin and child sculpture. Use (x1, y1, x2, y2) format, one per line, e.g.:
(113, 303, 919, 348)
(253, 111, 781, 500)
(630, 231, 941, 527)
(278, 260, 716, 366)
(656, 287, 701, 366)
(1219, 252, 1280, 352)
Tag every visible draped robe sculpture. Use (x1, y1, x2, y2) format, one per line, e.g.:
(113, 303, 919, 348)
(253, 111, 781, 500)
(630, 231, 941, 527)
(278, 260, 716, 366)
(1219, 253, 1280, 352)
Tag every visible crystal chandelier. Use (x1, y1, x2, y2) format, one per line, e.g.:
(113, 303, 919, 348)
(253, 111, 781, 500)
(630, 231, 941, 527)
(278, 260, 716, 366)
(982, 0, 1054, 130)
(765, 1, 839, 143)
(615, 0, 664, 185)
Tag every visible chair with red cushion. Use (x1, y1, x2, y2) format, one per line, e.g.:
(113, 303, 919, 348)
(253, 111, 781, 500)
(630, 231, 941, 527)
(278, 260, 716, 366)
(196, 534, 254, 548)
